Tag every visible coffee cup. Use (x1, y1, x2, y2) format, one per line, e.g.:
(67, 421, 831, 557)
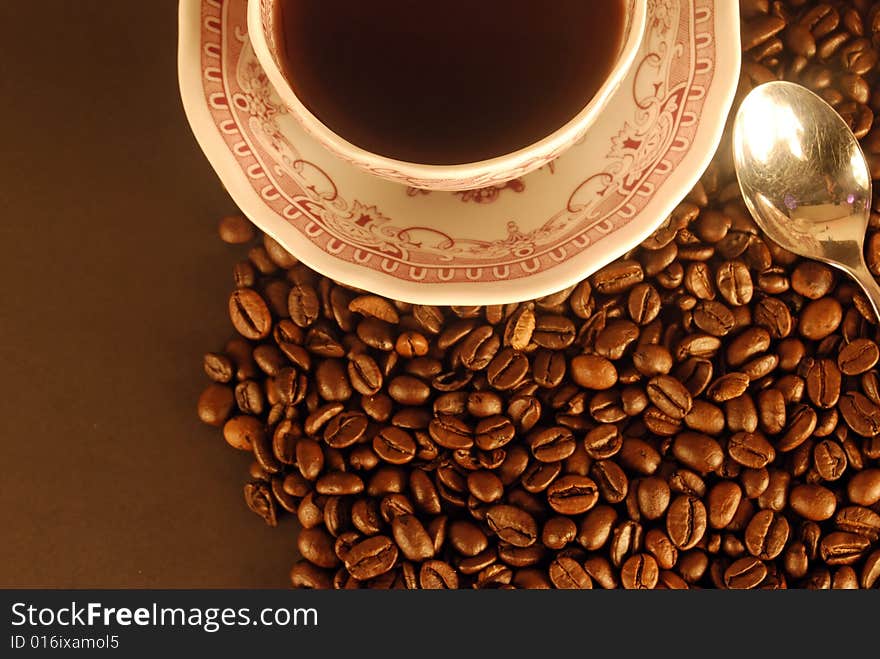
(248, 0, 646, 191)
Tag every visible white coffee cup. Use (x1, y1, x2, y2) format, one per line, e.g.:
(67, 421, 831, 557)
(248, 0, 646, 191)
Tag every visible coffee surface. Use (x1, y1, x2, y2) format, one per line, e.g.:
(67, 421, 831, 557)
(275, 0, 625, 164)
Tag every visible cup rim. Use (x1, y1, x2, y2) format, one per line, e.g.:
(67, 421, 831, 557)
(248, 0, 647, 189)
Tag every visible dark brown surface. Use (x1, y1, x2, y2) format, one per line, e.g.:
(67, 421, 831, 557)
(0, 1, 296, 587)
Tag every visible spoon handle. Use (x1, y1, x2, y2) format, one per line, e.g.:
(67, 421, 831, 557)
(846, 260, 880, 322)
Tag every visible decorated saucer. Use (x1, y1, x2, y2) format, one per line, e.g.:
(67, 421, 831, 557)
(179, 0, 741, 304)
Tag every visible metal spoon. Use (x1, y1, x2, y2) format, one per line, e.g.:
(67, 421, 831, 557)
(733, 80, 880, 318)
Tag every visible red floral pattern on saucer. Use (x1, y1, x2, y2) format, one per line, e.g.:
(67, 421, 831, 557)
(179, 0, 740, 303)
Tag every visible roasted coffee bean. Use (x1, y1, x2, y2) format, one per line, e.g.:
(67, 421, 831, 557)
(805, 358, 841, 409)
(591, 460, 628, 504)
(582, 424, 623, 460)
(198, 384, 235, 427)
(707, 372, 749, 403)
(727, 431, 775, 469)
(726, 327, 770, 368)
(531, 349, 566, 389)
(429, 414, 474, 450)
(684, 400, 725, 435)
(549, 556, 592, 589)
(466, 391, 502, 418)
(473, 415, 515, 451)
(365, 467, 406, 498)
(684, 262, 716, 301)
(716, 261, 753, 306)
(304, 402, 344, 437)
(839, 391, 880, 436)
(668, 468, 707, 499)
(621, 386, 649, 416)
(350, 498, 383, 536)
(647, 375, 693, 419)
(218, 215, 255, 244)
(542, 517, 578, 550)
(755, 388, 785, 435)
(632, 345, 673, 377)
(848, 469, 880, 506)
(672, 432, 724, 474)
(667, 495, 707, 550)
(286, 281, 320, 329)
(571, 354, 618, 390)
(503, 304, 536, 350)
(835, 506, 880, 542)
(799, 297, 843, 339)
(635, 476, 671, 520)
(675, 334, 722, 360)
(619, 554, 659, 590)
(289, 561, 331, 589)
(486, 505, 538, 547)
(417, 560, 458, 589)
(642, 406, 681, 436)
(591, 260, 644, 295)
(457, 325, 499, 371)
(387, 375, 430, 406)
(779, 404, 818, 451)
(642, 529, 677, 573)
(739, 466, 769, 500)
(618, 437, 661, 475)
(546, 475, 599, 515)
(347, 353, 382, 395)
(533, 315, 576, 350)
(820, 532, 871, 566)
(204, 352, 235, 384)
(753, 297, 793, 339)
(790, 484, 837, 521)
(838, 338, 879, 375)
(813, 439, 848, 481)
(595, 320, 640, 360)
(372, 426, 416, 465)
(391, 514, 434, 561)
(467, 470, 504, 503)
(628, 283, 661, 325)
(708, 481, 742, 530)
(496, 544, 542, 570)
(669, 360, 708, 398)
(314, 359, 352, 402)
(529, 426, 576, 463)
(486, 348, 529, 391)
(244, 480, 277, 526)
(298, 526, 339, 569)
(348, 295, 399, 324)
(520, 461, 562, 494)
(344, 536, 397, 580)
(223, 415, 265, 452)
(745, 510, 789, 560)
(316, 471, 363, 497)
(609, 520, 642, 567)
(724, 557, 767, 589)
(234, 379, 265, 415)
(577, 505, 617, 551)
(229, 289, 272, 340)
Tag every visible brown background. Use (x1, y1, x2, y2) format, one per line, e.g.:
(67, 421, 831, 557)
(0, 1, 297, 587)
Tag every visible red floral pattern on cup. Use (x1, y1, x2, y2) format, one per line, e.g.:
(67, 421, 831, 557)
(187, 0, 733, 290)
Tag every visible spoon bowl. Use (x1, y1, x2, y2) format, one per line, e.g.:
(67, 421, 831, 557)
(733, 80, 880, 318)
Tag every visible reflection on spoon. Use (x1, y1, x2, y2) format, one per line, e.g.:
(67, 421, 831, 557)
(733, 81, 880, 320)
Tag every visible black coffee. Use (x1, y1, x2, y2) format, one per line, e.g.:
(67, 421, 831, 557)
(274, 0, 626, 165)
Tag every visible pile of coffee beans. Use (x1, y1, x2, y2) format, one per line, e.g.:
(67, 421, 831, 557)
(197, 0, 880, 588)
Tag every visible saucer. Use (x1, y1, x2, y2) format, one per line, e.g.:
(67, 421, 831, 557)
(179, 0, 741, 305)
